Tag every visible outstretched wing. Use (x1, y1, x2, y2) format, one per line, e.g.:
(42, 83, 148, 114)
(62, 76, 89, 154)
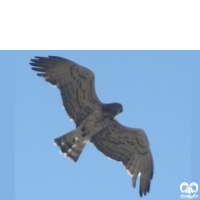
(90, 120, 153, 197)
(30, 56, 102, 126)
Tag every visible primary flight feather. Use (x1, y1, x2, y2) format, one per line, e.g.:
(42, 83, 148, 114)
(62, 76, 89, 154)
(30, 56, 154, 197)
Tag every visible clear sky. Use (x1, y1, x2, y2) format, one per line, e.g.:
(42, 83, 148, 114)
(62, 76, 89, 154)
(13, 51, 199, 200)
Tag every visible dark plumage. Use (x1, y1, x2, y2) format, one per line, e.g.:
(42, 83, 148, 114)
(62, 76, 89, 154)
(31, 56, 153, 197)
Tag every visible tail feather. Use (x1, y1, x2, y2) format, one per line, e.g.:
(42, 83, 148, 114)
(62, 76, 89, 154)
(54, 132, 86, 162)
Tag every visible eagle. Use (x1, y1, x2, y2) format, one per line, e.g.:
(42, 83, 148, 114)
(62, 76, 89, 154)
(30, 56, 154, 197)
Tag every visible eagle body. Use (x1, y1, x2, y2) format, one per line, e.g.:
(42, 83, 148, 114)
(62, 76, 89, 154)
(30, 56, 154, 197)
(54, 106, 117, 162)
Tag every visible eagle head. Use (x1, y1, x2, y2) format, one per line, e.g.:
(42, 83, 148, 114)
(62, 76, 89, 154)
(103, 103, 123, 119)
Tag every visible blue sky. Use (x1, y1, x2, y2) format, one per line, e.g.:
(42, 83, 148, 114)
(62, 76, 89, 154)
(12, 51, 199, 200)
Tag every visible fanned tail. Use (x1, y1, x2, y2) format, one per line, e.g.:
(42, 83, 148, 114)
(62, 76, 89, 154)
(54, 131, 86, 162)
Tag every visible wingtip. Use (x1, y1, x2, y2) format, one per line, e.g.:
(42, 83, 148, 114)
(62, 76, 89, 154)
(132, 174, 137, 188)
(29, 62, 36, 67)
(34, 56, 49, 60)
(139, 192, 142, 197)
(139, 190, 147, 198)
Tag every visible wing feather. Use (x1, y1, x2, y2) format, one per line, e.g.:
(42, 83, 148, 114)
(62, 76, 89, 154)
(30, 56, 102, 126)
(90, 120, 153, 197)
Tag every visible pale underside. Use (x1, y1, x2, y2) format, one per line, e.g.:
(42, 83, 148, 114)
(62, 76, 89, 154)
(30, 56, 154, 197)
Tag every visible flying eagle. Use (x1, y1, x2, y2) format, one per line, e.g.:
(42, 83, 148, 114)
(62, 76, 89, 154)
(30, 56, 154, 197)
